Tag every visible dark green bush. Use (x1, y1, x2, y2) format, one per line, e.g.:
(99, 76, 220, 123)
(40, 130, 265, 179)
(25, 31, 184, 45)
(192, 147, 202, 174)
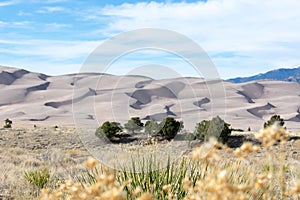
(3, 118, 12, 128)
(264, 115, 285, 129)
(158, 117, 183, 140)
(95, 121, 123, 141)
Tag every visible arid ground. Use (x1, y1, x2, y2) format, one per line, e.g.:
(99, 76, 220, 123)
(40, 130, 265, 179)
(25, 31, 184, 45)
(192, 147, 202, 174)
(0, 126, 299, 199)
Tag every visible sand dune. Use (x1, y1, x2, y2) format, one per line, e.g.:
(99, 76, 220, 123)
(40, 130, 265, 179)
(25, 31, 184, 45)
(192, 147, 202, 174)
(1, 66, 300, 131)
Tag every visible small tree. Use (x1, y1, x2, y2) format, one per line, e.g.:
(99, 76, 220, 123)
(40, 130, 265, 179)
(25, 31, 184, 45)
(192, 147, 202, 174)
(194, 116, 231, 143)
(95, 121, 123, 141)
(264, 115, 285, 129)
(124, 117, 144, 134)
(3, 118, 12, 128)
(145, 119, 160, 136)
(158, 117, 183, 140)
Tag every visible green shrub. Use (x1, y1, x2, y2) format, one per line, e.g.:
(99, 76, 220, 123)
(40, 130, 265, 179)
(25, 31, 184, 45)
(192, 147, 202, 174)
(194, 116, 231, 143)
(124, 117, 144, 134)
(158, 117, 183, 140)
(3, 118, 12, 128)
(95, 121, 123, 141)
(264, 115, 285, 129)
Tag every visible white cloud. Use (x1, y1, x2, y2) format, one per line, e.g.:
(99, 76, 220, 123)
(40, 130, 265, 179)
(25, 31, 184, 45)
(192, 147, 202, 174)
(37, 6, 65, 13)
(0, 39, 101, 75)
(89, 0, 300, 78)
(45, 23, 71, 30)
(0, 0, 16, 6)
(1, 59, 82, 75)
(0, 20, 32, 28)
(17, 11, 33, 16)
(42, 0, 67, 3)
(30, 0, 67, 4)
(0, 21, 7, 27)
(2, 0, 300, 78)
(0, 39, 100, 60)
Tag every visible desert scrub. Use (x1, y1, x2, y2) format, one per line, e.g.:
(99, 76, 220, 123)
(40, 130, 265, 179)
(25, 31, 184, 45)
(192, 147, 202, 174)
(39, 125, 299, 200)
(40, 158, 127, 200)
(185, 124, 299, 200)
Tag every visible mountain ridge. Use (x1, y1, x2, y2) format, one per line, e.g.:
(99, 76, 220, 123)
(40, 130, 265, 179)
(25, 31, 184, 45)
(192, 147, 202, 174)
(228, 66, 300, 83)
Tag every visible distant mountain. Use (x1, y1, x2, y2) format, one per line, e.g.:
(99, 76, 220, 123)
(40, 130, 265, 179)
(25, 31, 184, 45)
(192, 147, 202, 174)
(228, 66, 300, 83)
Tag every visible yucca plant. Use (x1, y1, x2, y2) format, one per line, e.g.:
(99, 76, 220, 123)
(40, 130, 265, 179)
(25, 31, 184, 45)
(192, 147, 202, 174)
(24, 168, 50, 189)
(24, 168, 51, 196)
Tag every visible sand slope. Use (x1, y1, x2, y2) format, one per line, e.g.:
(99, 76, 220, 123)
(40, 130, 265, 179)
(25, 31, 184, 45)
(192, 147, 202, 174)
(1, 65, 300, 131)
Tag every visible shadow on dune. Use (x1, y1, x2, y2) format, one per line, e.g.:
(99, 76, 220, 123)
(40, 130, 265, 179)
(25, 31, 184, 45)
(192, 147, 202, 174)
(247, 102, 276, 118)
(0, 69, 29, 85)
(29, 116, 50, 121)
(128, 81, 185, 109)
(236, 82, 264, 103)
(44, 88, 96, 108)
(287, 108, 300, 122)
(193, 97, 210, 110)
(143, 104, 177, 121)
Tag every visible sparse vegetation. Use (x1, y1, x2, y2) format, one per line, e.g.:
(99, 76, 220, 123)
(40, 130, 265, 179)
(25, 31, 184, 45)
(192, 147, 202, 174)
(95, 117, 184, 142)
(3, 118, 12, 128)
(1, 119, 299, 199)
(39, 125, 300, 200)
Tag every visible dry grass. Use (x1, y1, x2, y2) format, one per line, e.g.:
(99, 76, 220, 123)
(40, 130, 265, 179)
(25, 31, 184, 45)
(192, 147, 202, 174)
(0, 125, 299, 199)
(39, 125, 299, 200)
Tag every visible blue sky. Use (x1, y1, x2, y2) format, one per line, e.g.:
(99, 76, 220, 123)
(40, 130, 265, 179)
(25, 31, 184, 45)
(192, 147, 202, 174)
(0, 0, 299, 79)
